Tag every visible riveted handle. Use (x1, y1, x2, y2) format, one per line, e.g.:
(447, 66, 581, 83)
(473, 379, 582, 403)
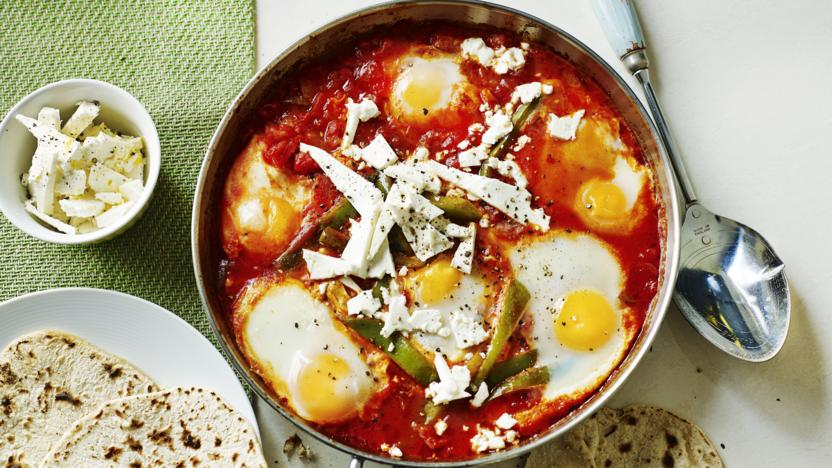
(591, 0, 650, 73)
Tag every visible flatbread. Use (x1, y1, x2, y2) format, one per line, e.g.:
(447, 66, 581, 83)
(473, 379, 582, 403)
(526, 405, 724, 468)
(0, 330, 158, 466)
(42, 387, 265, 467)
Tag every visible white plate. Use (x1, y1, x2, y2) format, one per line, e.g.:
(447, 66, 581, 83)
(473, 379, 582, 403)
(0, 288, 257, 434)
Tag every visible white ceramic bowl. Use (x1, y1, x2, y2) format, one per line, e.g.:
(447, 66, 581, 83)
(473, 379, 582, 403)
(0, 79, 160, 244)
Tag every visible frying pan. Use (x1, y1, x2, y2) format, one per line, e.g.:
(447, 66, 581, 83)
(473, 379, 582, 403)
(192, 1, 681, 465)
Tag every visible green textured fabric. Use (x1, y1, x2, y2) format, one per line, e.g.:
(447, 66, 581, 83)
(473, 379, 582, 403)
(0, 1, 255, 346)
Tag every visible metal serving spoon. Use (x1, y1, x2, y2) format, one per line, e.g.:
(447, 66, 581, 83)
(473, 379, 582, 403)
(591, 0, 790, 361)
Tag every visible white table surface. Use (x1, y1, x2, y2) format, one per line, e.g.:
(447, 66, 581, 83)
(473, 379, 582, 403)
(254, 1, 832, 466)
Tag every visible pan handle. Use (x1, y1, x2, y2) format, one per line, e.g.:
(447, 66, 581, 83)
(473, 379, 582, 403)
(349, 455, 364, 468)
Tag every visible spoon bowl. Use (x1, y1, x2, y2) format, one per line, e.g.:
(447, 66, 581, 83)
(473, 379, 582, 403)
(676, 203, 790, 361)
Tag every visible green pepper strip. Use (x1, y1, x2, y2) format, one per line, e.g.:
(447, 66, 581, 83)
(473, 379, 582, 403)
(371, 276, 391, 300)
(422, 400, 444, 423)
(318, 226, 349, 250)
(474, 279, 531, 386)
(489, 366, 550, 400)
(480, 97, 541, 177)
(345, 318, 438, 387)
(485, 349, 538, 389)
(430, 196, 482, 224)
(273, 197, 357, 270)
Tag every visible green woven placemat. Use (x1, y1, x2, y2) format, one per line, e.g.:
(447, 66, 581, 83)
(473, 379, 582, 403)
(0, 1, 254, 347)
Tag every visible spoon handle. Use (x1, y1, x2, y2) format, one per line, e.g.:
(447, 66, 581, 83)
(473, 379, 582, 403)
(591, 0, 698, 204)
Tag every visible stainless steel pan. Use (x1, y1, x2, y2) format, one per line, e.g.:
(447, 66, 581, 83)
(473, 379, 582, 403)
(192, 1, 680, 466)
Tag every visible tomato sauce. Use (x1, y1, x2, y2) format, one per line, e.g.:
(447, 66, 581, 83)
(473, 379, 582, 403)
(218, 21, 663, 461)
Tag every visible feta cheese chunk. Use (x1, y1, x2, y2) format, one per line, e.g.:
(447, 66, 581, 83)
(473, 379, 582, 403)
(94, 201, 134, 228)
(383, 183, 453, 261)
(25, 200, 76, 234)
(118, 179, 144, 202)
(366, 236, 396, 279)
(495, 413, 518, 430)
(451, 222, 476, 274)
(471, 427, 507, 453)
(61, 101, 99, 138)
(357, 134, 399, 170)
(485, 156, 528, 188)
(59, 199, 105, 218)
(425, 354, 471, 405)
(471, 382, 489, 408)
(426, 161, 550, 231)
(88, 164, 129, 192)
(347, 290, 381, 317)
(546, 109, 586, 141)
(37, 107, 61, 129)
(16, 114, 81, 170)
(512, 134, 531, 152)
(341, 98, 380, 149)
(300, 143, 383, 217)
(481, 110, 513, 146)
(55, 169, 87, 196)
(511, 82, 553, 105)
(461, 38, 527, 75)
(95, 191, 124, 205)
(383, 161, 441, 192)
(380, 294, 446, 337)
(302, 249, 354, 280)
(460, 38, 495, 66)
(449, 309, 488, 348)
(434, 419, 449, 436)
(27, 150, 59, 215)
(457, 144, 488, 168)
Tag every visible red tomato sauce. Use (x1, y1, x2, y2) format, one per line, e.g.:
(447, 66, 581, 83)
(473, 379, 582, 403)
(217, 21, 663, 461)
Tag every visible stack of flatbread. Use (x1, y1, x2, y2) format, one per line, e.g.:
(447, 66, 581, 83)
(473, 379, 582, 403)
(526, 406, 723, 468)
(0, 331, 265, 467)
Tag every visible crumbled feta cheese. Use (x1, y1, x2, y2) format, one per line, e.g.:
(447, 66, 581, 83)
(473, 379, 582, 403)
(485, 156, 528, 188)
(340, 216, 379, 274)
(468, 123, 485, 134)
(481, 110, 513, 146)
(381, 295, 446, 337)
(495, 413, 517, 430)
(451, 222, 476, 274)
(383, 183, 453, 261)
(471, 382, 489, 408)
(412, 146, 430, 161)
(24, 200, 76, 234)
(493, 47, 526, 74)
(88, 164, 128, 193)
(388, 342, 395, 352)
(426, 161, 550, 230)
(425, 354, 471, 405)
(61, 101, 99, 138)
(94, 201, 134, 228)
(318, 283, 328, 295)
(546, 110, 586, 141)
(449, 309, 488, 348)
(366, 237, 396, 279)
(511, 82, 553, 105)
(398, 266, 408, 277)
(461, 38, 527, 75)
(388, 445, 402, 458)
(341, 98, 380, 149)
(347, 290, 381, 317)
(512, 134, 531, 152)
(457, 144, 489, 168)
(479, 217, 491, 228)
(471, 426, 506, 453)
(434, 419, 448, 436)
(356, 134, 399, 170)
(457, 139, 471, 150)
(59, 199, 105, 218)
(94, 191, 124, 205)
(461, 38, 496, 66)
(27, 150, 59, 215)
(16, 114, 81, 173)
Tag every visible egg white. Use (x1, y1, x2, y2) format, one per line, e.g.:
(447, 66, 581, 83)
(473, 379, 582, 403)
(509, 231, 634, 400)
(235, 277, 374, 422)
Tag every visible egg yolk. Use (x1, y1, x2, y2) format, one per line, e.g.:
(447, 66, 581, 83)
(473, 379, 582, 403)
(394, 58, 460, 119)
(411, 258, 463, 305)
(577, 179, 629, 224)
(555, 290, 617, 351)
(232, 194, 300, 255)
(294, 352, 367, 423)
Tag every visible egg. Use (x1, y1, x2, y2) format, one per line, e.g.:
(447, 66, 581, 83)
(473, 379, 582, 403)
(509, 231, 634, 400)
(574, 155, 647, 234)
(389, 53, 477, 124)
(234, 278, 375, 423)
(401, 256, 494, 362)
(222, 136, 311, 258)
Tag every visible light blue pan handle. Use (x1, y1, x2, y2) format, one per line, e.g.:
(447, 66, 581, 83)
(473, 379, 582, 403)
(591, 0, 647, 67)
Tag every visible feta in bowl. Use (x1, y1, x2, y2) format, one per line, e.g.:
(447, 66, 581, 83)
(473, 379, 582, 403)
(0, 80, 160, 244)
